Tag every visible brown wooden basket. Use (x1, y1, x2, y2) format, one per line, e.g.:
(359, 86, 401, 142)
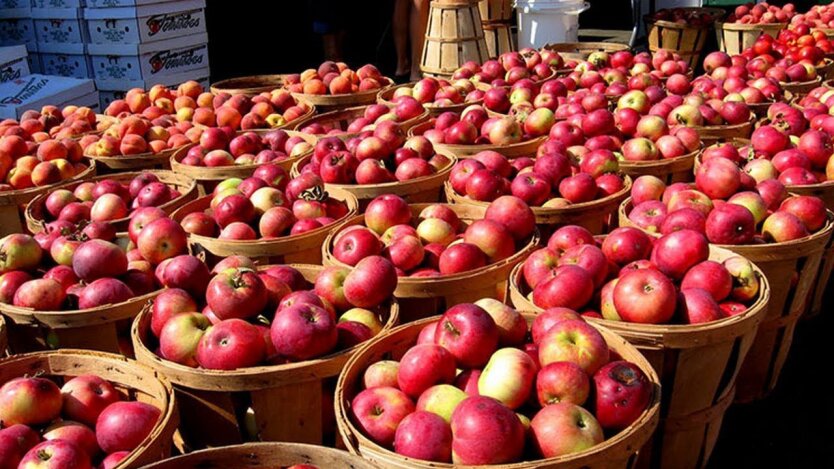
(716, 22, 786, 56)
(618, 198, 833, 403)
(443, 176, 631, 237)
(748, 90, 793, 118)
(291, 80, 394, 113)
(409, 120, 546, 158)
(210, 75, 291, 96)
(85, 146, 179, 173)
(0, 349, 178, 468)
(542, 42, 631, 63)
(169, 130, 316, 196)
(377, 82, 485, 117)
(170, 187, 357, 267)
(509, 244, 769, 469)
(25, 170, 198, 234)
(420, 0, 490, 79)
(689, 117, 755, 147)
(131, 264, 399, 450)
(290, 153, 456, 210)
(480, 0, 514, 57)
(293, 104, 430, 140)
(0, 161, 96, 238)
(618, 148, 700, 185)
(335, 314, 660, 469)
(645, 8, 725, 69)
(140, 442, 379, 469)
(323, 203, 540, 322)
(0, 315, 6, 357)
(780, 77, 823, 97)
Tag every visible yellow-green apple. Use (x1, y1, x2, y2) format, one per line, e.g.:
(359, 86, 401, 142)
(600, 278, 621, 320)
(13, 278, 66, 311)
(364, 195, 412, 235)
(159, 312, 211, 366)
(0, 377, 62, 426)
(679, 287, 723, 324)
(474, 298, 527, 346)
(17, 440, 91, 469)
(197, 318, 267, 369)
(271, 304, 337, 360)
(60, 375, 121, 428)
(477, 347, 536, 409)
(762, 211, 810, 242)
(524, 108, 555, 137)
(438, 243, 486, 274)
(557, 244, 608, 287)
(136, 217, 187, 264)
(397, 343, 457, 398)
(727, 191, 768, 225)
(416, 383, 467, 423)
(339, 308, 383, 336)
(650, 229, 709, 279)
(680, 258, 731, 302)
(531, 307, 583, 344)
(363, 360, 400, 388)
(206, 268, 267, 320)
(435, 303, 499, 368)
(450, 396, 525, 464)
(43, 421, 99, 459)
(394, 410, 452, 462)
(622, 137, 659, 161)
(95, 401, 161, 453)
(419, 204, 461, 232)
(705, 203, 755, 245)
(487, 117, 522, 145)
(601, 227, 652, 267)
(593, 360, 652, 430)
(538, 319, 609, 374)
(0, 233, 43, 274)
(532, 265, 594, 310)
(780, 195, 827, 232)
(351, 386, 415, 446)
(343, 255, 398, 308)
(463, 220, 514, 263)
(536, 361, 590, 406)
(530, 402, 604, 458)
(635, 115, 667, 141)
(416, 218, 456, 246)
(613, 269, 677, 324)
(617, 90, 650, 113)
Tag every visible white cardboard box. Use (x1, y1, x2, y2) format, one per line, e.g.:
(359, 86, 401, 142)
(0, 73, 95, 118)
(0, 1, 31, 9)
(0, 11, 35, 47)
(85, 0, 206, 44)
(32, 8, 88, 44)
(64, 89, 100, 111)
(38, 42, 93, 79)
(87, 32, 208, 81)
(97, 66, 208, 108)
(32, 1, 87, 8)
(87, 0, 167, 7)
(0, 44, 29, 82)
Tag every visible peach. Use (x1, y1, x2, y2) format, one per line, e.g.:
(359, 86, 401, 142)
(193, 107, 216, 126)
(185, 127, 204, 144)
(37, 139, 69, 161)
(149, 140, 168, 154)
(62, 139, 83, 162)
(176, 107, 194, 122)
(284, 73, 301, 84)
(154, 98, 175, 114)
(61, 105, 78, 118)
(359, 78, 381, 91)
(0, 135, 28, 158)
(7, 166, 33, 189)
(0, 152, 11, 178)
(73, 162, 87, 175)
(197, 92, 214, 108)
(142, 105, 168, 120)
(212, 92, 232, 109)
(120, 134, 149, 155)
(357, 64, 382, 80)
(177, 80, 203, 99)
(147, 126, 170, 142)
(250, 102, 273, 119)
(322, 72, 340, 87)
(16, 156, 39, 172)
(91, 136, 119, 157)
(73, 107, 96, 126)
(336, 62, 349, 72)
(78, 134, 99, 150)
(119, 116, 150, 138)
(318, 60, 340, 78)
(303, 79, 327, 95)
(20, 119, 44, 137)
(31, 132, 50, 143)
(53, 159, 75, 180)
(168, 134, 192, 148)
(105, 99, 131, 117)
(300, 69, 319, 83)
(226, 95, 252, 114)
(329, 76, 352, 95)
(269, 89, 295, 112)
(20, 110, 40, 120)
(175, 121, 193, 133)
(241, 113, 266, 130)
(31, 161, 61, 186)
(251, 95, 269, 105)
(216, 107, 242, 129)
(287, 83, 304, 93)
(149, 84, 172, 102)
(174, 96, 196, 111)
(41, 105, 60, 117)
(127, 92, 151, 113)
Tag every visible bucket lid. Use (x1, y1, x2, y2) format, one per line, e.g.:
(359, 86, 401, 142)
(514, 0, 587, 12)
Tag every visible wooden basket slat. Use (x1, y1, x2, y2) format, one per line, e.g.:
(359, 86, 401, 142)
(421, 1, 490, 78)
(618, 148, 699, 185)
(210, 74, 290, 96)
(409, 120, 546, 158)
(716, 22, 786, 56)
(542, 42, 631, 62)
(293, 104, 430, 140)
(85, 145, 179, 173)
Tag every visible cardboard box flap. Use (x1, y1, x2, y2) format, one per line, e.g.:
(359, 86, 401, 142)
(31, 7, 83, 19)
(84, 0, 204, 19)
(0, 44, 26, 63)
(0, 74, 94, 118)
(86, 31, 207, 56)
(0, 7, 31, 18)
(36, 42, 86, 55)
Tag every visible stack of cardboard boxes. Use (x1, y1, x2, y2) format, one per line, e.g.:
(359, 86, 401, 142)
(0, 0, 210, 114)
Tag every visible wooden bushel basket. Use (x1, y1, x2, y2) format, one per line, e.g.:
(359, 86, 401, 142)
(335, 314, 660, 469)
(170, 187, 357, 266)
(0, 350, 178, 468)
(323, 203, 540, 322)
(0, 315, 6, 357)
(716, 22, 786, 56)
(443, 176, 631, 237)
(618, 148, 700, 185)
(25, 170, 198, 234)
(542, 42, 631, 63)
(509, 244, 769, 469)
(291, 80, 394, 113)
(132, 264, 399, 450)
(645, 8, 724, 69)
(0, 161, 96, 238)
(85, 146, 178, 173)
(140, 442, 380, 469)
(293, 105, 430, 140)
(480, 0, 515, 57)
(747, 91, 793, 118)
(690, 117, 755, 147)
(618, 198, 833, 403)
(290, 153, 456, 210)
(210, 75, 291, 97)
(780, 76, 823, 97)
(420, 0, 490, 79)
(409, 120, 546, 158)
(169, 131, 316, 196)
(377, 82, 486, 116)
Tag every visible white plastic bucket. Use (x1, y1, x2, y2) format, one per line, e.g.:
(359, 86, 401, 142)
(514, 0, 591, 48)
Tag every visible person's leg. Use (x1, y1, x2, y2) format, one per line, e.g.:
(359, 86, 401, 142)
(410, 0, 430, 80)
(394, 0, 411, 77)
